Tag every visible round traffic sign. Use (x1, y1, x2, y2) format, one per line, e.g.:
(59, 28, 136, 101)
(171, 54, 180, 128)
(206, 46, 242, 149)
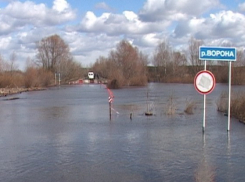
(194, 70, 215, 95)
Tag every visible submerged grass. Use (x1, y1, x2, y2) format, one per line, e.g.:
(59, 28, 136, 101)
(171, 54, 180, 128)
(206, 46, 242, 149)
(164, 92, 177, 115)
(184, 99, 196, 115)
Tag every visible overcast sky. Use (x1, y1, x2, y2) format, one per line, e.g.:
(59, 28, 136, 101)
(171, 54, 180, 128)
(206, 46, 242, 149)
(0, 0, 245, 70)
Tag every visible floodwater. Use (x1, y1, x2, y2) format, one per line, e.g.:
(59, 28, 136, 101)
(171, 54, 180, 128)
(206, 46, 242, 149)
(0, 83, 245, 182)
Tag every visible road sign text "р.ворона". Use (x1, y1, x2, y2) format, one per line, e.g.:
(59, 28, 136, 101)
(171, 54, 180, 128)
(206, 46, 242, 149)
(199, 47, 236, 61)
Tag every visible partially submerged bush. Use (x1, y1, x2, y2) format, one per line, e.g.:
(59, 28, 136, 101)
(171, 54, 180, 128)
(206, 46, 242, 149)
(231, 93, 245, 121)
(184, 99, 196, 115)
(217, 91, 245, 122)
(165, 93, 177, 115)
(216, 91, 228, 113)
(107, 79, 120, 89)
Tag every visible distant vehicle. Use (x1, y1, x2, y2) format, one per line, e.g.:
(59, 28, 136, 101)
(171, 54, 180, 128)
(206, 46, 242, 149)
(88, 72, 94, 80)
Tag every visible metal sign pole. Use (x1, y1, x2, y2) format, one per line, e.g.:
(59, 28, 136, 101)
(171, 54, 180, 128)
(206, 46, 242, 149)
(199, 46, 236, 132)
(228, 61, 232, 131)
(203, 61, 207, 132)
(203, 94, 206, 132)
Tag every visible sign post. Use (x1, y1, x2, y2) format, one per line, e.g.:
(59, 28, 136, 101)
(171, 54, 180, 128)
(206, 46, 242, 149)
(194, 69, 216, 132)
(204, 61, 207, 132)
(228, 62, 232, 131)
(199, 46, 236, 132)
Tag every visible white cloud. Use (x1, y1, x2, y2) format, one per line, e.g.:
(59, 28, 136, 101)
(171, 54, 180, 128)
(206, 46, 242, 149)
(76, 11, 170, 36)
(0, 36, 12, 50)
(139, 0, 220, 22)
(134, 33, 159, 47)
(209, 11, 245, 43)
(123, 11, 138, 21)
(238, 2, 245, 12)
(0, 0, 76, 35)
(53, 0, 70, 13)
(95, 2, 113, 11)
(61, 32, 120, 66)
(172, 11, 245, 47)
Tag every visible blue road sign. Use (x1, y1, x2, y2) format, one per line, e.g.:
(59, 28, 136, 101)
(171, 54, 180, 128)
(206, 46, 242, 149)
(199, 46, 236, 61)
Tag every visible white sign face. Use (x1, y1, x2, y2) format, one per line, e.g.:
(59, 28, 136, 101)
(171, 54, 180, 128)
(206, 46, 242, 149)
(194, 70, 215, 95)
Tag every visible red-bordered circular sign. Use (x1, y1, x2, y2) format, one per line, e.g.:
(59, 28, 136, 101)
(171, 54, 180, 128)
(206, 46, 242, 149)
(194, 70, 216, 95)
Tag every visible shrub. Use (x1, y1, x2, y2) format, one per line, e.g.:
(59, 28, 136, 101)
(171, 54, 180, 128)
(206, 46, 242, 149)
(0, 72, 24, 88)
(165, 93, 176, 115)
(184, 99, 196, 115)
(107, 79, 120, 89)
(216, 91, 228, 113)
(24, 67, 53, 88)
(217, 91, 245, 122)
(38, 70, 53, 87)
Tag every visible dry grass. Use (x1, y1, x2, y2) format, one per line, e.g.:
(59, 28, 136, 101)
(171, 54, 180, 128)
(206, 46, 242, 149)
(165, 93, 177, 115)
(216, 91, 228, 113)
(24, 68, 53, 88)
(0, 67, 54, 93)
(217, 91, 245, 122)
(184, 99, 196, 115)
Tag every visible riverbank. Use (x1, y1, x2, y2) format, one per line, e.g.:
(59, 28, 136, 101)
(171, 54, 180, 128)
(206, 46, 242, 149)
(0, 87, 46, 97)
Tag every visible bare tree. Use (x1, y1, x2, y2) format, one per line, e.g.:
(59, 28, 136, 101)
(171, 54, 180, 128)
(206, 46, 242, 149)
(114, 40, 138, 81)
(92, 40, 148, 87)
(0, 54, 4, 73)
(172, 51, 187, 77)
(232, 49, 245, 84)
(153, 40, 173, 81)
(110, 40, 148, 86)
(36, 34, 71, 72)
(234, 49, 245, 67)
(93, 56, 111, 79)
(59, 58, 84, 82)
(188, 37, 204, 75)
(36, 34, 84, 83)
(9, 51, 18, 76)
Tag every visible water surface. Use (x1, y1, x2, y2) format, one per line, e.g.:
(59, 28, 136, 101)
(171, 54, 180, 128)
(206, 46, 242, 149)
(0, 83, 245, 182)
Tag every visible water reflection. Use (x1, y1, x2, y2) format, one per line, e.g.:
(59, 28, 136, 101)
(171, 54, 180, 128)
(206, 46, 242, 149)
(40, 106, 68, 120)
(195, 134, 216, 182)
(195, 159, 215, 182)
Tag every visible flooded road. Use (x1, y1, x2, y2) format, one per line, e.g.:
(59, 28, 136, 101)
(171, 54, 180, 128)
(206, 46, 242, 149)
(0, 83, 245, 182)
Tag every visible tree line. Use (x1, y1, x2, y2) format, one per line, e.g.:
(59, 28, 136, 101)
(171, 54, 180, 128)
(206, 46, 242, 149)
(93, 37, 245, 87)
(0, 34, 245, 89)
(0, 35, 85, 88)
